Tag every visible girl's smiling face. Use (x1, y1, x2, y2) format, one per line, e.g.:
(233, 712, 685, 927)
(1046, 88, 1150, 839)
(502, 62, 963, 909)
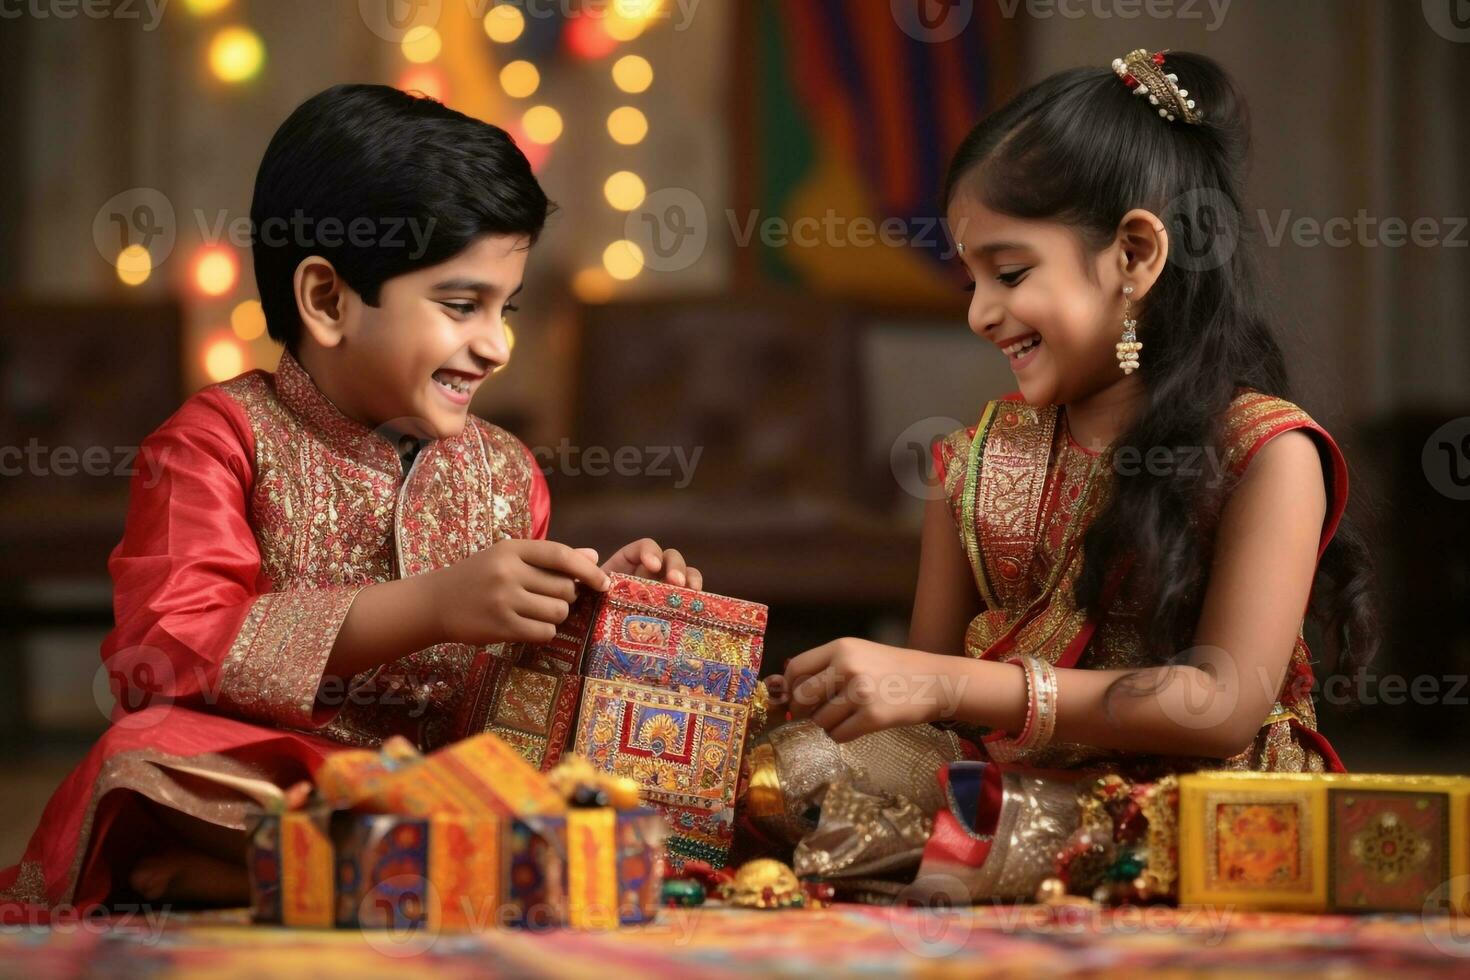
(947, 188, 1156, 409)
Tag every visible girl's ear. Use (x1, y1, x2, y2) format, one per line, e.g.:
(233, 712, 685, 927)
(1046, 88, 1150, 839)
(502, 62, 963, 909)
(294, 256, 349, 349)
(1114, 208, 1170, 299)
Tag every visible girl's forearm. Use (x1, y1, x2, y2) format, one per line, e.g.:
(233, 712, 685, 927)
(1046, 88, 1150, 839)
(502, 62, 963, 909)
(940, 655, 1257, 760)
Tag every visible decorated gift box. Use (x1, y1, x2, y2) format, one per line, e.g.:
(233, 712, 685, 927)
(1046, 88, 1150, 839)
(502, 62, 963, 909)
(460, 573, 768, 869)
(1177, 771, 1470, 915)
(242, 732, 667, 931)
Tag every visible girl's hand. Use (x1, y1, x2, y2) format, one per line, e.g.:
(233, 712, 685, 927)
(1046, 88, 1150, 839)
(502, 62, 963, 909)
(783, 638, 958, 742)
(602, 538, 703, 590)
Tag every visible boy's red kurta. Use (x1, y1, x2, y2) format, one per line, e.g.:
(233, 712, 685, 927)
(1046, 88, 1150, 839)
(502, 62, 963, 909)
(0, 353, 549, 913)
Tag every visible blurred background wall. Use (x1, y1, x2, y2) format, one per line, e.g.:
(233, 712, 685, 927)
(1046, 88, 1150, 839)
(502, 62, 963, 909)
(1, 0, 1467, 859)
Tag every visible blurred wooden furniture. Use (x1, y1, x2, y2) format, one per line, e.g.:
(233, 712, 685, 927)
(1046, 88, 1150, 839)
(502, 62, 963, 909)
(1317, 412, 1470, 772)
(0, 300, 183, 743)
(549, 294, 922, 669)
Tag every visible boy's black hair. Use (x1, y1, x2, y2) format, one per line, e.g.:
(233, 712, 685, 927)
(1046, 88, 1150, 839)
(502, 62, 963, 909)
(250, 84, 552, 352)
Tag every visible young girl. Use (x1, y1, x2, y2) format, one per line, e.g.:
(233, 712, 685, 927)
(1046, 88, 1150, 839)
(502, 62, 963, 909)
(745, 50, 1377, 896)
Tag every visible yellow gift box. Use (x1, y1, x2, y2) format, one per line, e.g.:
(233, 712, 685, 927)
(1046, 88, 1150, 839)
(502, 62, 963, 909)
(1178, 772, 1470, 914)
(243, 733, 666, 931)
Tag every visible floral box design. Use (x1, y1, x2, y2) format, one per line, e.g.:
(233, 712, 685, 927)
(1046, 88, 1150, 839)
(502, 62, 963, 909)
(463, 574, 767, 868)
(244, 732, 667, 931)
(1178, 772, 1470, 915)
(248, 806, 665, 931)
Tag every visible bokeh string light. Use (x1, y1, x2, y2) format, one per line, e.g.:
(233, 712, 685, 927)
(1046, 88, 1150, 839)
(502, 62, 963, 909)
(193, 246, 238, 298)
(202, 334, 246, 383)
(184, 0, 231, 16)
(595, 7, 661, 284)
(606, 105, 648, 145)
(604, 171, 647, 211)
(183, 0, 673, 382)
(602, 240, 646, 281)
(483, 4, 526, 44)
(230, 300, 267, 342)
(208, 26, 265, 83)
(566, 13, 620, 61)
(521, 105, 564, 145)
(612, 54, 653, 94)
(604, 0, 664, 42)
(500, 60, 541, 99)
(401, 25, 442, 64)
(572, 267, 616, 304)
(115, 245, 152, 287)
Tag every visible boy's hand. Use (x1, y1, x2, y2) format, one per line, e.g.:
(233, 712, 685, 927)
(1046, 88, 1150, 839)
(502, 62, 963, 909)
(783, 638, 953, 742)
(602, 538, 703, 590)
(432, 539, 610, 645)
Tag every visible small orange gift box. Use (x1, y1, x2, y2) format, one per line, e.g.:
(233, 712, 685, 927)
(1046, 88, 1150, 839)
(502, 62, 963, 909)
(239, 732, 666, 931)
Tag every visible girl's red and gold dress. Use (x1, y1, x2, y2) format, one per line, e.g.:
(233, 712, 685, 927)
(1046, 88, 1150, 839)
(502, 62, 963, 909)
(0, 353, 548, 913)
(742, 389, 1349, 894)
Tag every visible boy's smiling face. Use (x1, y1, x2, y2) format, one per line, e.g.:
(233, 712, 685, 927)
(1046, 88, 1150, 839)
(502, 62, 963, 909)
(297, 233, 529, 442)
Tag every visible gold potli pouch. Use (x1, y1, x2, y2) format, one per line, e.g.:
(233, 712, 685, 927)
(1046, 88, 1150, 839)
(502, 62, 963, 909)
(737, 720, 972, 895)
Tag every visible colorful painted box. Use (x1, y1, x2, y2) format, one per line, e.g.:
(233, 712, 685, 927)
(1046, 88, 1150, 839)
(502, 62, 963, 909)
(1178, 771, 1470, 915)
(461, 574, 767, 868)
(247, 806, 665, 931)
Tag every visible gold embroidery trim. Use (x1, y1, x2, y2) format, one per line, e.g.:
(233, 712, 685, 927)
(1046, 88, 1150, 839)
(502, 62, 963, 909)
(973, 403, 1058, 612)
(219, 585, 367, 728)
(961, 400, 999, 609)
(5, 748, 275, 909)
(0, 861, 45, 905)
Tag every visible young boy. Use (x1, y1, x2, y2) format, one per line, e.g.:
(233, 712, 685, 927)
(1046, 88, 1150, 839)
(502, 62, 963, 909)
(0, 84, 699, 912)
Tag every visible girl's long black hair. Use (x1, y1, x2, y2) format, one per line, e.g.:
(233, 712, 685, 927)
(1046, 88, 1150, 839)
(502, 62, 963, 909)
(942, 53, 1377, 686)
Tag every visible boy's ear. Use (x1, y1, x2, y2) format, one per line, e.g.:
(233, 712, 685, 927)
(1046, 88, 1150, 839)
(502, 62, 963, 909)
(1114, 208, 1169, 300)
(293, 256, 348, 349)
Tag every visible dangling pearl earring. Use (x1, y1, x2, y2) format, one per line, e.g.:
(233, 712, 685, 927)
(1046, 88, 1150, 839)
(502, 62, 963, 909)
(1116, 285, 1141, 375)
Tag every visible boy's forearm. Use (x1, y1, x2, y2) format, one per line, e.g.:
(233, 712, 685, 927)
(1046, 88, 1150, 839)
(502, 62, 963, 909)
(324, 574, 444, 680)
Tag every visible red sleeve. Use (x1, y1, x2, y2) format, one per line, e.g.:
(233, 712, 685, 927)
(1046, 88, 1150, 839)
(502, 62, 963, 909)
(524, 442, 550, 540)
(931, 438, 949, 489)
(100, 386, 364, 731)
(1224, 395, 1350, 562)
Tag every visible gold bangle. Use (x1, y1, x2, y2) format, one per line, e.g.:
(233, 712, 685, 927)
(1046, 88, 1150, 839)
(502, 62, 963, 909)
(986, 658, 1034, 763)
(987, 656, 1042, 762)
(1029, 657, 1059, 752)
(987, 656, 1059, 761)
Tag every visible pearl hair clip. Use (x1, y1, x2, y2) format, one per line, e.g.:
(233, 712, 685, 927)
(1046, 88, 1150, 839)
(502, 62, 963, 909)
(1111, 48, 1202, 125)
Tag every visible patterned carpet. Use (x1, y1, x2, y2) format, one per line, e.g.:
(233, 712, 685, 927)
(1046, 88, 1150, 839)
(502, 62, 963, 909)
(1, 904, 1467, 978)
